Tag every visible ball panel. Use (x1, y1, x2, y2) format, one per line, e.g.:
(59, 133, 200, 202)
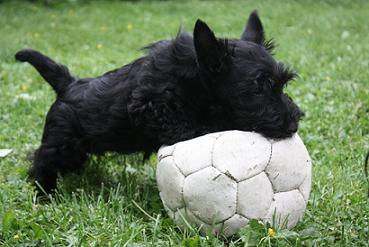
(237, 172, 273, 219)
(299, 159, 312, 202)
(199, 222, 223, 236)
(266, 134, 310, 192)
(156, 156, 185, 210)
(222, 214, 249, 237)
(162, 200, 175, 219)
(206, 132, 223, 138)
(213, 131, 271, 181)
(263, 190, 306, 229)
(173, 208, 188, 230)
(183, 167, 237, 224)
(158, 144, 175, 161)
(173, 136, 214, 176)
(185, 209, 223, 235)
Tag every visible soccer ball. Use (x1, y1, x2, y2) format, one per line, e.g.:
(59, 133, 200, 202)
(156, 131, 312, 236)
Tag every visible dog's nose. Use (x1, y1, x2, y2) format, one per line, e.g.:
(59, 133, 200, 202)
(287, 123, 297, 133)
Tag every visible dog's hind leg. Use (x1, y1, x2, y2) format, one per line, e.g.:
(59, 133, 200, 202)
(30, 140, 87, 194)
(29, 102, 87, 194)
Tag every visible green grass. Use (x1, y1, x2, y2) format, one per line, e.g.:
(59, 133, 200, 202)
(0, 0, 368, 246)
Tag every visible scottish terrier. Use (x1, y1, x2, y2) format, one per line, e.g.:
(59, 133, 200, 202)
(15, 11, 303, 194)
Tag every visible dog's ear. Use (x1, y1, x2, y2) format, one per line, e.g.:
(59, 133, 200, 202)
(241, 10, 265, 44)
(194, 19, 227, 73)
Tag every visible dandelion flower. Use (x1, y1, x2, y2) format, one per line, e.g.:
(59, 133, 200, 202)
(127, 23, 133, 31)
(268, 227, 276, 237)
(21, 84, 29, 91)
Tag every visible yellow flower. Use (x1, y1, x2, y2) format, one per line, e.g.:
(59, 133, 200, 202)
(268, 227, 276, 237)
(21, 84, 29, 91)
(127, 23, 133, 31)
(13, 234, 19, 239)
(97, 44, 103, 49)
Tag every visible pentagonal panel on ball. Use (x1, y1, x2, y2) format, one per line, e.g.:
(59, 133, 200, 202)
(237, 172, 273, 219)
(156, 156, 185, 211)
(172, 136, 214, 176)
(263, 190, 306, 229)
(213, 131, 271, 181)
(222, 214, 249, 237)
(266, 134, 311, 192)
(183, 167, 237, 224)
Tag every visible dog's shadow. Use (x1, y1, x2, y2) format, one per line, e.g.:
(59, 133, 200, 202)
(54, 153, 164, 216)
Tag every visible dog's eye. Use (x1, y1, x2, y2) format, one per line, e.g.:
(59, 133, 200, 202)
(253, 80, 264, 95)
(268, 78, 275, 88)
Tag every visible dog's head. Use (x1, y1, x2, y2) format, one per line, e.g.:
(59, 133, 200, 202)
(193, 11, 304, 138)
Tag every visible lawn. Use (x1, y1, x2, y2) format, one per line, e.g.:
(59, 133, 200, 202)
(0, 0, 368, 246)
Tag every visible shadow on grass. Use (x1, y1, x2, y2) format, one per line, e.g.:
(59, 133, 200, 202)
(55, 152, 163, 215)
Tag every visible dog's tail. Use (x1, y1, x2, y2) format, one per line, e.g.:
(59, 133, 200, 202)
(15, 49, 75, 95)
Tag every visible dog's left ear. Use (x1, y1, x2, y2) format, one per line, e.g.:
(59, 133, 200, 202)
(194, 19, 227, 73)
(241, 10, 265, 44)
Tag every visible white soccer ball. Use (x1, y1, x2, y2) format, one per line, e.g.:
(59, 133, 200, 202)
(156, 131, 312, 236)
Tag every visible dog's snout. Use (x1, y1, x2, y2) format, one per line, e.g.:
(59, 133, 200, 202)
(287, 122, 298, 133)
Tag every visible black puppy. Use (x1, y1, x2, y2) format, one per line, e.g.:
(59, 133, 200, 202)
(15, 11, 303, 193)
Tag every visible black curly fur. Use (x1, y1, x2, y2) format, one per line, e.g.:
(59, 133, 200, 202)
(15, 11, 304, 193)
